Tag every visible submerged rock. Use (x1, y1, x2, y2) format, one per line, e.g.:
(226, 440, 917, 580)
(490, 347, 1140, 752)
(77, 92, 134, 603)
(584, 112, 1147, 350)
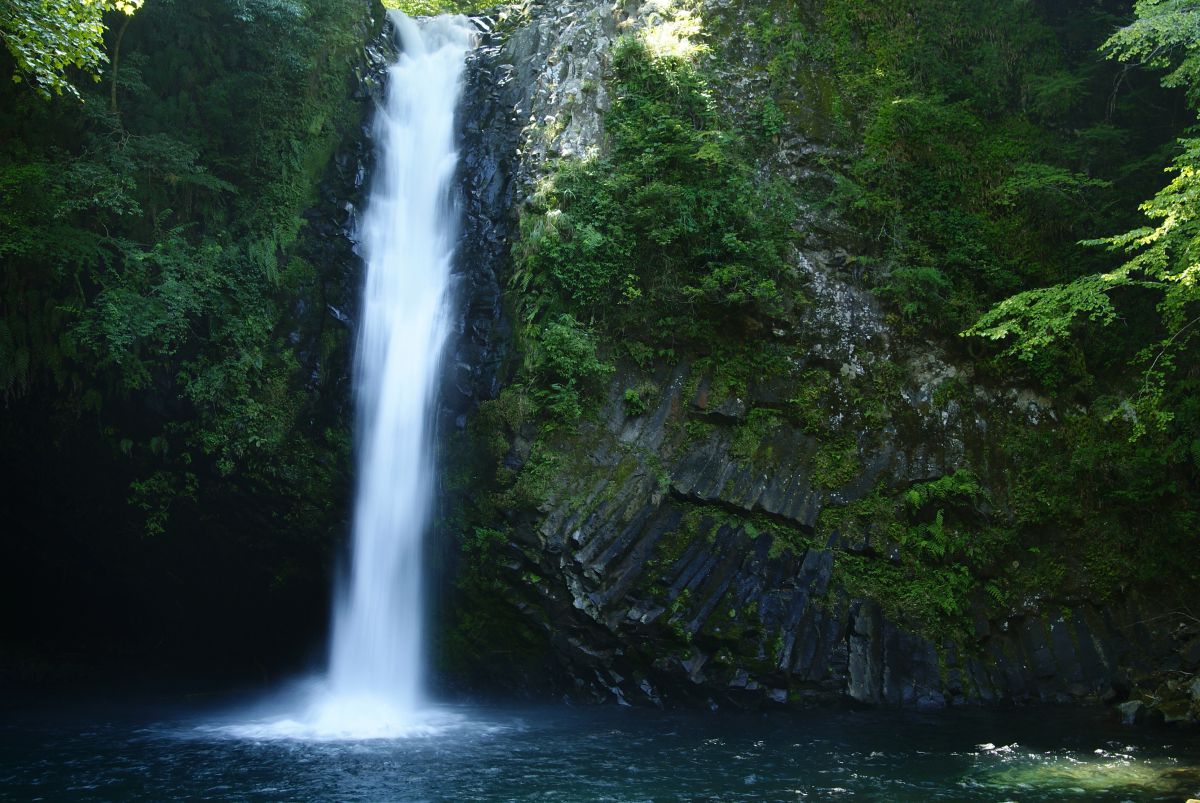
(1117, 700, 1145, 726)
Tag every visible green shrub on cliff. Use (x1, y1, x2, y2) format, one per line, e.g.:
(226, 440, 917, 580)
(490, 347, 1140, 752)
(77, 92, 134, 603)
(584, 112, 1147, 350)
(524, 313, 613, 421)
(382, 0, 494, 16)
(513, 37, 796, 348)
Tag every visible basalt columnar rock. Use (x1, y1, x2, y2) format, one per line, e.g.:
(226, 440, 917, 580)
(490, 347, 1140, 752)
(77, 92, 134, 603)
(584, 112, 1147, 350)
(438, 0, 1190, 712)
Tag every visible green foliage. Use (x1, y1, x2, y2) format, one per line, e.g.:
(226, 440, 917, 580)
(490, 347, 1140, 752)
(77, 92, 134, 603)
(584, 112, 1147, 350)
(0, 0, 142, 98)
(971, 137, 1200, 433)
(811, 438, 860, 489)
(523, 313, 613, 422)
(737, 0, 1184, 337)
(1000, 410, 1199, 597)
(382, 0, 492, 16)
(462, 526, 508, 568)
(902, 469, 983, 512)
(0, 0, 376, 548)
(500, 440, 565, 509)
(733, 0, 1200, 610)
(787, 369, 834, 434)
(964, 273, 1126, 362)
(1103, 0, 1200, 104)
(512, 36, 796, 347)
(436, 520, 552, 680)
(820, 472, 1014, 636)
(898, 471, 989, 562)
(968, 1, 1200, 443)
(623, 388, 648, 417)
(623, 380, 659, 417)
(729, 408, 783, 463)
(836, 553, 976, 634)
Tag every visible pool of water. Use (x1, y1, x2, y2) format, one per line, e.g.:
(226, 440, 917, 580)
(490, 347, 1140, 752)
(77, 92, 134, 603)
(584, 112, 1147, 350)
(3, 690, 1199, 801)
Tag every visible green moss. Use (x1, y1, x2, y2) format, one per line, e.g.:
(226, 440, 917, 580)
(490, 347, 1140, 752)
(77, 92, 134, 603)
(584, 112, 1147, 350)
(835, 552, 975, 641)
(473, 386, 536, 463)
(997, 410, 1200, 604)
(788, 368, 835, 434)
(684, 418, 718, 444)
(668, 587, 695, 644)
(730, 408, 784, 463)
(931, 376, 971, 409)
(498, 441, 564, 509)
(624, 379, 660, 417)
(816, 472, 1021, 640)
(811, 438, 860, 489)
(438, 571, 552, 681)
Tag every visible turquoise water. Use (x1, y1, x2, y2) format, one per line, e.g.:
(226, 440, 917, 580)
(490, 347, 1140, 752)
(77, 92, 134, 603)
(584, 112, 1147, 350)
(3, 694, 1199, 801)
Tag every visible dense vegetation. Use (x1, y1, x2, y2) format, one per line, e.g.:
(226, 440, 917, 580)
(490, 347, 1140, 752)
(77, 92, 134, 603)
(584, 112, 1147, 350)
(455, 0, 1200, 666)
(2, 0, 1199, 690)
(510, 37, 799, 419)
(770, 0, 1199, 490)
(766, 0, 1200, 627)
(0, 0, 382, 678)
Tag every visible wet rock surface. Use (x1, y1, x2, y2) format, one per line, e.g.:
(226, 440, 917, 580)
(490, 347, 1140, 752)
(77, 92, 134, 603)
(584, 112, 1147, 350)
(468, 358, 1170, 708)
(1113, 619, 1200, 726)
(287, 16, 394, 443)
(441, 19, 520, 427)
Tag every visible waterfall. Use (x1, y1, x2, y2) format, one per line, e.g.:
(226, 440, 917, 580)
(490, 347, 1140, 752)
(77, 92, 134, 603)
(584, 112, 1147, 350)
(322, 11, 474, 736)
(221, 12, 475, 741)
(328, 9, 472, 724)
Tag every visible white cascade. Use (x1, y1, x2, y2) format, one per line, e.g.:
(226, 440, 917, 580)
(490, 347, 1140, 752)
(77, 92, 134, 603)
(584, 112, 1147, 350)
(319, 11, 474, 737)
(221, 12, 475, 741)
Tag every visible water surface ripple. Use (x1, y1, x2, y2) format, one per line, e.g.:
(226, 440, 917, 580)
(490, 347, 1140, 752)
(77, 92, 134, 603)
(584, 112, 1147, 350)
(4, 699, 1200, 801)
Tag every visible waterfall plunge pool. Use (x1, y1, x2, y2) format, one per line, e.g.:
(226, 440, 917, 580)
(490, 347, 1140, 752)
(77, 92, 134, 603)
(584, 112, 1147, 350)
(4, 691, 1200, 801)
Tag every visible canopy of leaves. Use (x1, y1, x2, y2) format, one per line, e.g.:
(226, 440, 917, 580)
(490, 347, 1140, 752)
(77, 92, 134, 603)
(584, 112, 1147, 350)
(740, 0, 1183, 343)
(0, 0, 381, 663)
(967, 1, 1200, 439)
(382, 0, 491, 16)
(1104, 0, 1200, 103)
(0, 0, 142, 97)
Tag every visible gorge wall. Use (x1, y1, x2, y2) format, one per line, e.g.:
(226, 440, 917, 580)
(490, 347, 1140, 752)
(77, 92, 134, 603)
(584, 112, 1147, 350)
(3, 0, 1194, 721)
(437, 0, 1200, 716)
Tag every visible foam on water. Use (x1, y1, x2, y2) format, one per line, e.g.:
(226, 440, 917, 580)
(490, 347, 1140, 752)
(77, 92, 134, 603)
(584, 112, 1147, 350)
(212, 696, 468, 742)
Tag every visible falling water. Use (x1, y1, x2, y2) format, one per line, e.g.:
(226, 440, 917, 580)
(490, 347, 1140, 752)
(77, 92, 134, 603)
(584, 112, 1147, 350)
(324, 11, 474, 736)
(222, 12, 475, 741)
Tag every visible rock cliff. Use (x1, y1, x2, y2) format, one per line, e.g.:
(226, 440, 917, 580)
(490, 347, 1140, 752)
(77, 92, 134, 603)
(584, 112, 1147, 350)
(438, 0, 1194, 712)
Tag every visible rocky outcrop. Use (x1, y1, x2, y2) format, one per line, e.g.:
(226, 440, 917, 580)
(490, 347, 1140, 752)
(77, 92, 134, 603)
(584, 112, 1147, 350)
(442, 0, 1181, 711)
(292, 24, 394, 424)
(470, 353, 1169, 708)
(1114, 620, 1200, 726)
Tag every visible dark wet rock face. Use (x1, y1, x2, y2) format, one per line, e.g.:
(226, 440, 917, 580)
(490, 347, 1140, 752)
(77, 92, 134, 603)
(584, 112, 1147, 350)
(292, 31, 393, 418)
(441, 22, 519, 427)
(455, 354, 1166, 709)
